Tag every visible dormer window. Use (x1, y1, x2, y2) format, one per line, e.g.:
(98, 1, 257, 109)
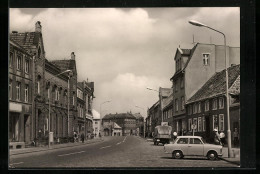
(202, 53, 210, 66)
(38, 46, 41, 58)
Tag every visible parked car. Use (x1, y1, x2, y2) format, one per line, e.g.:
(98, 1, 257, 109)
(164, 136, 222, 160)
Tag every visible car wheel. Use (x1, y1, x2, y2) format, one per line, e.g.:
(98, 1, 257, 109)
(207, 151, 217, 160)
(172, 151, 183, 159)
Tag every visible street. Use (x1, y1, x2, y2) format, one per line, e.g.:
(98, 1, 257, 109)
(9, 136, 239, 168)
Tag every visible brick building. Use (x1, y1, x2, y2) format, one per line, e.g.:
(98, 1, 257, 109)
(170, 43, 240, 135)
(185, 65, 240, 144)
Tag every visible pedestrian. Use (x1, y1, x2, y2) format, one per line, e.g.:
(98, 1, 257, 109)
(219, 131, 226, 146)
(73, 131, 77, 143)
(173, 132, 177, 140)
(99, 132, 101, 139)
(81, 132, 85, 143)
(233, 128, 239, 147)
(213, 129, 222, 145)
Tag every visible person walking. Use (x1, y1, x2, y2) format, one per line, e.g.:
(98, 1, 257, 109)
(219, 131, 226, 146)
(213, 129, 222, 145)
(233, 128, 239, 147)
(81, 132, 85, 143)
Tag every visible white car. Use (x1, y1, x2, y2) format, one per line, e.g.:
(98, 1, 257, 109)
(164, 136, 222, 160)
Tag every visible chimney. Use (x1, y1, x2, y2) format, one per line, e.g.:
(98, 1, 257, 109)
(71, 52, 75, 60)
(35, 21, 42, 33)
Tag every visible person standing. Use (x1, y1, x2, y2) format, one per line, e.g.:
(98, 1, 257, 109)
(219, 131, 226, 146)
(213, 129, 222, 145)
(233, 128, 239, 147)
(81, 132, 85, 143)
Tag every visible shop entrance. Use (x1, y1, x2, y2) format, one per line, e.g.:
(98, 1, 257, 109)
(9, 112, 20, 142)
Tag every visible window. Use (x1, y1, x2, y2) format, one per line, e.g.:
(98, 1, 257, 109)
(219, 114, 224, 131)
(188, 105, 192, 115)
(219, 97, 224, 109)
(202, 53, 210, 66)
(181, 97, 185, 110)
(193, 118, 197, 132)
(202, 117, 206, 131)
(212, 98, 218, 110)
(72, 94, 75, 105)
(175, 80, 178, 92)
(189, 138, 203, 144)
(16, 82, 21, 101)
(188, 118, 192, 132)
(25, 59, 29, 73)
(198, 117, 202, 132)
(175, 99, 179, 112)
(55, 88, 59, 101)
(17, 55, 22, 70)
(177, 138, 188, 144)
(193, 104, 197, 114)
(205, 100, 209, 111)
(198, 102, 201, 113)
(47, 88, 50, 99)
(180, 77, 184, 88)
(213, 115, 218, 130)
(9, 80, 12, 99)
(37, 79, 40, 94)
(95, 121, 98, 124)
(25, 84, 29, 102)
(9, 52, 13, 68)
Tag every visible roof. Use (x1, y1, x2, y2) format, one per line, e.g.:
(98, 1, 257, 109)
(50, 60, 75, 72)
(133, 113, 143, 119)
(103, 113, 136, 120)
(187, 64, 240, 104)
(160, 88, 172, 97)
(10, 32, 41, 52)
(113, 122, 122, 129)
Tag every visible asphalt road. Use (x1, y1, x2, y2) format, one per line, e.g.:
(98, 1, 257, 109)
(9, 136, 239, 168)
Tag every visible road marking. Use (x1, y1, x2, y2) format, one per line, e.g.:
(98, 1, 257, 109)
(100, 145, 111, 149)
(116, 142, 121, 145)
(9, 162, 24, 165)
(122, 136, 127, 142)
(58, 151, 85, 157)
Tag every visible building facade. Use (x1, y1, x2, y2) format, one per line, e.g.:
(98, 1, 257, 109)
(186, 65, 240, 145)
(170, 43, 240, 135)
(9, 40, 34, 148)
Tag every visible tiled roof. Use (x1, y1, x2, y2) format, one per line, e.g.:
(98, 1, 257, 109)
(103, 113, 136, 120)
(10, 32, 40, 51)
(187, 64, 240, 104)
(133, 113, 143, 119)
(50, 60, 74, 71)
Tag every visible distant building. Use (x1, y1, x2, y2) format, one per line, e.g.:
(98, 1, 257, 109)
(170, 43, 240, 135)
(186, 64, 240, 144)
(102, 113, 137, 136)
(133, 113, 144, 136)
(92, 109, 101, 138)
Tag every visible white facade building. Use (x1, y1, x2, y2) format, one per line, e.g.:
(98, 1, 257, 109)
(92, 109, 101, 138)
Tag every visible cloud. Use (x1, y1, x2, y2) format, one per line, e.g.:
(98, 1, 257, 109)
(97, 73, 171, 115)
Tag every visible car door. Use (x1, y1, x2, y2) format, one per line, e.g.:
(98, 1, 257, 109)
(187, 138, 204, 156)
(176, 138, 189, 155)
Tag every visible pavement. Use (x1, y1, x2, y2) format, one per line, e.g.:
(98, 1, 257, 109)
(9, 137, 105, 156)
(145, 137, 240, 165)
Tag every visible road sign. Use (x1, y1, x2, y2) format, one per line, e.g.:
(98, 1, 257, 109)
(191, 124, 197, 130)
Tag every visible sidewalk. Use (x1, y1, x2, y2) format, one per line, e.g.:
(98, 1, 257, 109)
(10, 138, 105, 156)
(219, 147, 240, 165)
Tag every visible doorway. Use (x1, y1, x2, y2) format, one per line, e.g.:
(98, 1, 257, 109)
(205, 116, 210, 142)
(24, 115, 30, 144)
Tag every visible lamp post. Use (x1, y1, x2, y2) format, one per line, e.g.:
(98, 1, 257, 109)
(47, 69, 72, 148)
(146, 87, 164, 124)
(188, 20, 232, 157)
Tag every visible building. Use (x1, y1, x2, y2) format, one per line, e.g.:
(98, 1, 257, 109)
(185, 64, 240, 144)
(147, 101, 160, 137)
(170, 43, 240, 135)
(92, 110, 101, 138)
(50, 52, 78, 137)
(102, 113, 137, 136)
(9, 39, 34, 148)
(10, 21, 47, 145)
(76, 83, 85, 135)
(133, 113, 144, 136)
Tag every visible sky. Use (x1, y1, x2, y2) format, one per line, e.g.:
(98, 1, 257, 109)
(9, 8, 240, 118)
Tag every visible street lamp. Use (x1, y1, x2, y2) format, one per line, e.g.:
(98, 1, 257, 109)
(146, 87, 164, 123)
(47, 69, 72, 148)
(188, 20, 232, 157)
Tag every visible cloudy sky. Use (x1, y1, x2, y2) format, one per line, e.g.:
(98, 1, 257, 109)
(9, 8, 240, 118)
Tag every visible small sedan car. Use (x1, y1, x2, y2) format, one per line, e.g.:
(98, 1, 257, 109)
(164, 136, 222, 160)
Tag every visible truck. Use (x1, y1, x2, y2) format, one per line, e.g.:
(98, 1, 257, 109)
(153, 125, 173, 145)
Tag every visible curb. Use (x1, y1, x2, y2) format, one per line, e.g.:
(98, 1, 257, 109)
(10, 139, 104, 156)
(219, 157, 240, 165)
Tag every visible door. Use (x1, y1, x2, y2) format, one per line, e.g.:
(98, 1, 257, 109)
(24, 115, 30, 144)
(187, 138, 204, 156)
(205, 116, 210, 141)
